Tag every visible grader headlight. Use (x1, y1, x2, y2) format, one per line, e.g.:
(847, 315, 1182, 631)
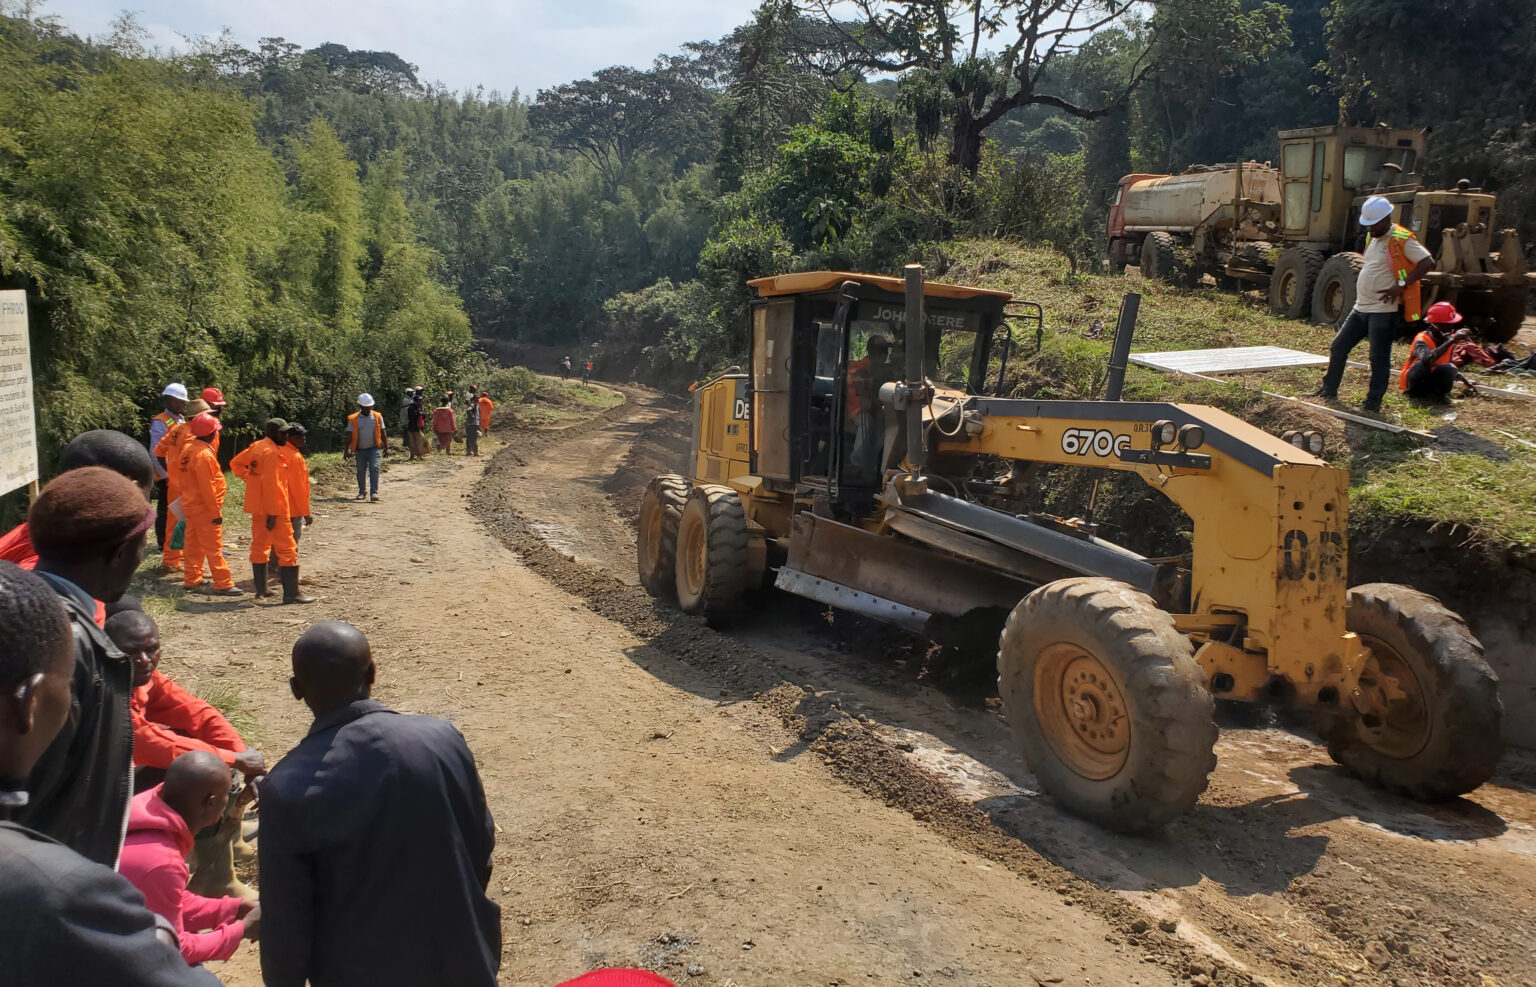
(1177, 424, 1205, 451)
(1151, 419, 1177, 448)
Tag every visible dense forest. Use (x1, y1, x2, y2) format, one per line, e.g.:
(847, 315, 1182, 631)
(1, 0, 1532, 452)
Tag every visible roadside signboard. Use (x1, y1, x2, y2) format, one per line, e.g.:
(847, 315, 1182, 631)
(0, 290, 38, 497)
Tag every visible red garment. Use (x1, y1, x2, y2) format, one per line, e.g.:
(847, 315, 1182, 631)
(131, 669, 246, 769)
(118, 786, 246, 964)
(1450, 340, 1499, 368)
(0, 522, 108, 625)
(433, 406, 457, 433)
(556, 972, 677, 987)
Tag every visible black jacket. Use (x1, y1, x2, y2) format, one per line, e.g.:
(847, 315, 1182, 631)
(14, 576, 134, 868)
(258, 699, 500, 987)
(0, 821, 222, 986)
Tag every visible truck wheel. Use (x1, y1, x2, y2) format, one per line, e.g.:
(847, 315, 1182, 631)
(1312, 252, 1363, 328)
(1323, 583, 1504, 800)
(1484, 286, 1528, 345)
(1269, 247, 1325, 319)
(1139, 232, 1179, 284)
(675, 484, 749, 624)
(997, 577, 1217, 832)
(637, 474, 689, 599)
(1108, 238, 1128, 274)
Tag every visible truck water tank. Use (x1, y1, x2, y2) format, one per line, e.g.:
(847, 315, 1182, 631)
(1122, 163, 1281, 234)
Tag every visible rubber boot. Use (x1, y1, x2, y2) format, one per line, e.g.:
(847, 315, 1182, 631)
(252, 562, 270, 598)
(188, 791, 257, 902)
(280, 566, 316, 605)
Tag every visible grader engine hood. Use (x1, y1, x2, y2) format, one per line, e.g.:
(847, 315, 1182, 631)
(932, 397, 1368, 702)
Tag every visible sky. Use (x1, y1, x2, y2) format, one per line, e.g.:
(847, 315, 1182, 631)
(36, 0, 768, 94)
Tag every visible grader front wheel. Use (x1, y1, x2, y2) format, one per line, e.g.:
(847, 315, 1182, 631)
(674, 484, 749, 625)
(637, 474, 689, 598)
(1324, 583, 1504, 799)
(998, 577, 1217, 832)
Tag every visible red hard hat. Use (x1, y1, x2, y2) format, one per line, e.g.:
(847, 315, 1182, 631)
(189, 412, 222, 438)
(201, 387, 227, 407)
(554, 972, 676, 987)
(1425, 301, 1463, 325)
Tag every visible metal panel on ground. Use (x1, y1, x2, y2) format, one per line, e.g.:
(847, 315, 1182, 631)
(1130, 346, 1330, 375)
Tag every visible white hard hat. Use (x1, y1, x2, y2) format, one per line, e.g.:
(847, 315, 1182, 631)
(1359, 196, 1395, 226)
(162, 382, 188, 400)
(357, 392, 375, 407)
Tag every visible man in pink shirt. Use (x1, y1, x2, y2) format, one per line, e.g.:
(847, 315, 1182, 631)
(118, 751, 261, 965)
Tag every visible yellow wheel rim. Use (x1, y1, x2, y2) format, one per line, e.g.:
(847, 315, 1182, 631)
(1354, 635, 1431, 759)
(1033, 643, 1130, 781)
(678, 509, 706, 599)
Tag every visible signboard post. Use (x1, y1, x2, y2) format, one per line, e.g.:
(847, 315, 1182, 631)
(0, 290, 38, 498)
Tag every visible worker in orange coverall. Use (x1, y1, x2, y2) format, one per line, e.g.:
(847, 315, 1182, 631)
(229, 419, 285, 599)
(153, 397, 212, 573)
(178, 414, 242, 597)
(278, 423, 313, 548)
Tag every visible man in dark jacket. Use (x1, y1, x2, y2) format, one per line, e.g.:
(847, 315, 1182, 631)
(17, 467, 153, 867)
(0, 561, 219, 986)
(259, 620, 500, 987)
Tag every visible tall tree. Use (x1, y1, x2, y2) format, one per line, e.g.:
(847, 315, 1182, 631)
(799, 0, 1286, 173)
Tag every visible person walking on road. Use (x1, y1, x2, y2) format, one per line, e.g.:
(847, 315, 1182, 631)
(346, 394, 387, 503)
(560, 356, 571, 380)
(258, 621, 500, 987)
(0, 563, 222, 986)
(407, 388, 428, 460)
(1314, 195, 1434, 412)
(149, 384, 187, 570)
(582, 358, 593, 384)
(18, 467, 156, 866)
(399, 390, 414, 444)
(463, 387, 480, 457)
(477, 389, 494, 435)
(433, 394, 457, 454)
(179, 414, 242, 598)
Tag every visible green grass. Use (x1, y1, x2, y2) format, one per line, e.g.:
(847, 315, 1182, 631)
(513, 377, 625, 426)
(933, 238, 1536, 549)
(196, 682, 259, 743)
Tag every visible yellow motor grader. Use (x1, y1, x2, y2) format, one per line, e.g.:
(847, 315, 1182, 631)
(636, 266, 1504, 832)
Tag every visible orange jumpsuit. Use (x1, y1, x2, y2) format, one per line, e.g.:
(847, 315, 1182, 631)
(237, 440, 296, 567)
(179, 440, 234, 589)
(477, 396, 493, 431)
(278, 444, 311, 543)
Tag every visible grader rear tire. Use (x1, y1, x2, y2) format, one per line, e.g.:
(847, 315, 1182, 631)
(1323, 583, 1504, 800)
(997, 577, 1217, 832)
(1312, 252, 1363, 328)
(637, 474, 689, 599)
(1269, 247, 1324, 319)
(675, 484, 749, 625)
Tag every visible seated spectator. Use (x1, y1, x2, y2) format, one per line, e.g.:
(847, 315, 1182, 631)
(119, 751, 260, 966)
(105, 610, 266, 782)
(0, 561, 219, 985)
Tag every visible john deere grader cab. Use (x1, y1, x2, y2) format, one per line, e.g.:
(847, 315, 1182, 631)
(636, 266, 1504, 832)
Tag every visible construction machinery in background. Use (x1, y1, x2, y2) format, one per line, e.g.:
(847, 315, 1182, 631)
(1107, 125, 1534, 342)
(636, 268, 1505, 832)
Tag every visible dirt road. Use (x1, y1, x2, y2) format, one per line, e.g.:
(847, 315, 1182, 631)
(152, 402, 1179, 986)
(463, 383, 1536, 987)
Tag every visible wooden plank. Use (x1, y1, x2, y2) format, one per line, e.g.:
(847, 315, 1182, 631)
(1130, 346, 1330, 375)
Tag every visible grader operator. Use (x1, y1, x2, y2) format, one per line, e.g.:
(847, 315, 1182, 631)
(636, 266, 1504, 832)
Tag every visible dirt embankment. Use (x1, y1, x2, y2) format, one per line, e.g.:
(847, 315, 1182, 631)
(469, 386, 1536, 987)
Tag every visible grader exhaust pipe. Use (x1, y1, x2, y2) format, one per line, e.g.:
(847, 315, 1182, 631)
(904, 263, 928, 475)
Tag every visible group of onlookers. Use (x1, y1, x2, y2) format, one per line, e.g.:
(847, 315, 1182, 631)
(399, 384, 495, 461)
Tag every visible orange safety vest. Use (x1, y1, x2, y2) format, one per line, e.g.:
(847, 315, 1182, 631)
(1399, 330, 1454, 391)
(1367, 223, 1424, 322)
(347, 410, 385, 452)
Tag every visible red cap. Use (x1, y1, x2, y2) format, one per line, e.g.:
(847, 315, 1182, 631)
(1425, 301, 1463, 325)
(201, 387, 227, 407)
(189, 412, 222, 437)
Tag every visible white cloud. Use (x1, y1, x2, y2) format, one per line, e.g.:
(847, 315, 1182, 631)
(38, 0, 763, 93)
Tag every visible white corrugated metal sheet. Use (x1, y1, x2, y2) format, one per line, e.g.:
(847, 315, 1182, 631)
(1129, 346, 1330, 375)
